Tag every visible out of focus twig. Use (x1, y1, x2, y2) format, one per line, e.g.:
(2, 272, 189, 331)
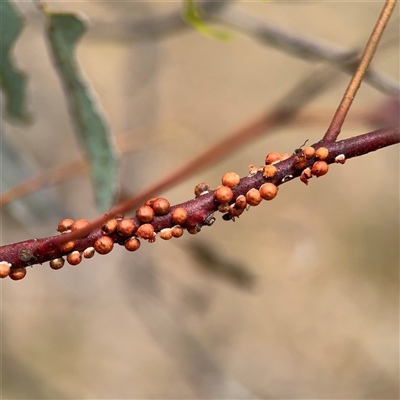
(102, 1, 400, 96)
(323, 0, 397, 141)
(0, 129, 163, 206)
(211, 6, 400, 96)
(93, 3, 399, 96)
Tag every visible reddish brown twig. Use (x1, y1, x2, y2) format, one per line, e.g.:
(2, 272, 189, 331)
(1, 126, 398, 271)
(323, 0, 397, 142)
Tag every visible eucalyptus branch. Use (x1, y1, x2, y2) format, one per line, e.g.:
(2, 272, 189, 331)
(1, 126, 398, 276)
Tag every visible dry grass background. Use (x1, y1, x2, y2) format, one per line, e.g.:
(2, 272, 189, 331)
(1, 1, 399, 398)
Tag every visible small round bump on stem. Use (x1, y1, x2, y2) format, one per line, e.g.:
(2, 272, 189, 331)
(246, 188, 262, 206)
(9, 267, 27, 281)
(136, 224, 155, 240)
(235, 195, 247, 210)
(57, 218, 74, 233)
(71, 219, 90, 232)
(311, 161, 329, 177)
(102, 219, 118, 235)
(335, 154, 346, 164)
(152, 198, 170, 215)
(83, 247, 95, 259)
(214, 186, 233, 204)
(160, 228, 173, 240)
(67, 251, 82, 266)
(265, 152, 281, 164)
(303, 147, 315, 159)
(136, 205, 155, 223)
(194, 182, 210, 197)
(171, 226, 184, 238)
(94, 236, 114, 255)
(187, 226, 200, 235)
(60, 240, 75, 253)
(229, 205, 244, 218)
(263, 165, 277, 178)
(171, 207, 188, 225)
(221, 172, 240, 189)
(259, 183, 278, 200)
(0, 261, 12, 278)
(315, 147, 329, 160)
(117, 219, 136, 236)
(49, 257, 65, 270)
(124, 237, 141, 251)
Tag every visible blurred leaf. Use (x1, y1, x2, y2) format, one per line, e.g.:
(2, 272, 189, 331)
(0, 0, 31, 123)
(0, 125, 68, 232)
(45, 11, 119, 211)
(183, 0, 232, 40)
(188, 241, 256, 290)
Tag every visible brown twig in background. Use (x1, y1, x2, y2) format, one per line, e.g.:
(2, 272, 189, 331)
(0, 130, 165, 207)
(98, 2, 400, 96)
(0, 159, 87, 207)
(213, 6, 399, 96)
(323, 0, 397, 142)
(0, 108, 373, 207)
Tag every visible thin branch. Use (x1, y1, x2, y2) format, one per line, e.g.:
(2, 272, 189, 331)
(323, 0, 398, 142)
(1, 126, 398, 269)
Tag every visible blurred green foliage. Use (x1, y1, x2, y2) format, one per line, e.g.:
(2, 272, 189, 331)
(183, 0, 232, 40)
(0, 0, 31, 123)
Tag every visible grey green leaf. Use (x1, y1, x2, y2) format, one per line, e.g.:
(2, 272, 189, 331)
(45, 11, 119, 211)
(0, 0, 31, 123)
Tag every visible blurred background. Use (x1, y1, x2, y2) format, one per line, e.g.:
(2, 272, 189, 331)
(1, 1, 399, 398)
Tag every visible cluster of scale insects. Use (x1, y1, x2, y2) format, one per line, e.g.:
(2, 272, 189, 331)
(0, 144, 345, 281)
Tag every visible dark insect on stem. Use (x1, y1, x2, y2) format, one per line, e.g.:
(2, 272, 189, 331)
(293, 139, 309, 155)
(292, 139, 310, 169)
(222, 213, 234, 222)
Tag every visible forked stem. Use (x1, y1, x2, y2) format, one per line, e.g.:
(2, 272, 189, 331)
(323, 0, 397, 142)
